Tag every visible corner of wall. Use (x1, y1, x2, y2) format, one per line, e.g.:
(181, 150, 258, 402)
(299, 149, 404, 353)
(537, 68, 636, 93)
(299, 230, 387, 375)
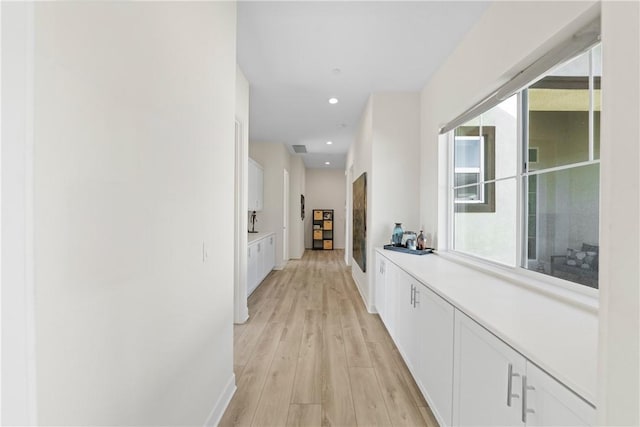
(203, 374, 236, 427)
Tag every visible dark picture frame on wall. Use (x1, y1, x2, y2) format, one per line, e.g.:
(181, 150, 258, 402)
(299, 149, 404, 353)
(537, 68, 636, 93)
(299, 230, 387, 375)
(300, 194, 305, 220)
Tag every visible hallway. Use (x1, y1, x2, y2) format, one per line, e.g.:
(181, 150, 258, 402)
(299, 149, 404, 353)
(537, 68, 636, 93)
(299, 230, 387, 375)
(220, 250, 438, 427)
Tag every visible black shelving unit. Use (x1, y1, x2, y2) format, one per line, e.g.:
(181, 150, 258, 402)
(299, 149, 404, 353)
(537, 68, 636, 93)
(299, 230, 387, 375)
(312, 209, 333, 250)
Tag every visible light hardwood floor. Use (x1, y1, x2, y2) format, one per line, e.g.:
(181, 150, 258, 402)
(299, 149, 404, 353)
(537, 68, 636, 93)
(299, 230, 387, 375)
(220, 249, 439, 427)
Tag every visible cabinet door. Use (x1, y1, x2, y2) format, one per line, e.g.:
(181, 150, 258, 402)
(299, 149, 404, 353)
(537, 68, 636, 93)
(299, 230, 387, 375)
(256, 241, 265, 283)
(264, 235, 275, 277)
(415, 284, 455, 427)
(395, 269, 419, 374)
(524, 363, 595, 427)
(383, 261, 397, 338)
(375, 254, 387, 320)
(255, 163, 264, 211)
(453, 311, 525, 427)
(247, 244, 258, 296)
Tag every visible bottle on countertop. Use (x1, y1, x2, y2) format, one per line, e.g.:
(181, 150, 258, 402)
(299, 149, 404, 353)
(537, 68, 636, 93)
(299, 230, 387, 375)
(417, 229, 426, 250)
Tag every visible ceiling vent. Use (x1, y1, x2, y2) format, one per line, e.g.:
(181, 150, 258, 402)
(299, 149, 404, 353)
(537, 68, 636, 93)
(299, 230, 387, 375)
(292, 145, 307, 154)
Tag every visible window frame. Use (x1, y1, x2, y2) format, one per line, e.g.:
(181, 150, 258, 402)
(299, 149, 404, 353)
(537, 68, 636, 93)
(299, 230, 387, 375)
(453, 135, 485, 204)
(445, 44, 601, 297)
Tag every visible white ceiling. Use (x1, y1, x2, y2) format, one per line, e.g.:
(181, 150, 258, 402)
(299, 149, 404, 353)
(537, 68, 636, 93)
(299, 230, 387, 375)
(237, 1, 489, 169)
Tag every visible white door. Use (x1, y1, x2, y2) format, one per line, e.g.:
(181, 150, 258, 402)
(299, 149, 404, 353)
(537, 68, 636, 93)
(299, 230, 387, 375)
(453, 311, 526, 426)
(283, 169, 289, 262)
(524, 363, 596, 426)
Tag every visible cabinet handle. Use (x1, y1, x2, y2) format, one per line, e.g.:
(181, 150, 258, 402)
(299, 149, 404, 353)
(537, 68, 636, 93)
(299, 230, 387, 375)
(410, 284, 415, 306)
(522, 375, 535, 423)
(506, 363, 520, 407)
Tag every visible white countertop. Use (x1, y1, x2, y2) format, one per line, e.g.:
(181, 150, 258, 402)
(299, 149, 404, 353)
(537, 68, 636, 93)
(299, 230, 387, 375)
(376, 248, 598, 406)
(248, 231, 274, 245)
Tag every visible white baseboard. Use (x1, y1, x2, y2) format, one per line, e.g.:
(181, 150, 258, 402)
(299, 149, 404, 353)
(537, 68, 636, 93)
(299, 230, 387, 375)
(351, 271, 374, 313)
(204, 373, 236, 427)
(274, 261, 288, 270)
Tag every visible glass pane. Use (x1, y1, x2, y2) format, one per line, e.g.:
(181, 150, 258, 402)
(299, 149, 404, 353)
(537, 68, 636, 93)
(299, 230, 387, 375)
(455, 137, 481, 168)
(593, 44, 602, 159)
(454, 179, 517, 266)
(523, 164, 599, 288)
(481, 94, 518, 179)
(528, 50, 590, 169)
(454, 172, 481, 202)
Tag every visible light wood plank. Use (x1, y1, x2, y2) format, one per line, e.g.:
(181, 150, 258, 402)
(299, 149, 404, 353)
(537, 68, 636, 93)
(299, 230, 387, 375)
(286, 404, 322, 427)
(291, 310, 323, 403)
(222, 250, 428, 427)
(418, 405, 440, 427)
(391, 347, 429, 407)
(339, 297, 372, 367)
(235, 296, 280, 367)
(251, 322, 303, 427)
(219, 321, 285, 427)
(367, 341, 426, 426)
(321, 282, 357, 426)
(349, 367, 392, 426)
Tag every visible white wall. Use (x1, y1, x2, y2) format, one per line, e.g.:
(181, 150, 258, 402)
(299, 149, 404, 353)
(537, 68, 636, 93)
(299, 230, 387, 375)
(304, 169, 346, 249)
(249, 142, 291, 269)
(598, 2, 640, 424)
(289, 155, 306, 259)
(28, 3, 237, 425)
(235, 66, 250, 323)
(420, 0, 599, 248)
(347, 98, 373, 306)
(346, 92, 421, 310)
(418, 0, 639, 423)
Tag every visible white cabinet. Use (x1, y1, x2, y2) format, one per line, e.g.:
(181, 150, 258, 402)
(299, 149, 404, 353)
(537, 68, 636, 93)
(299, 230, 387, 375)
(263, 234, 275, 279)
(453, 311, 595, 427)
(453, 311, 526, 426)
(247, 233, 275, 297)
(395, 269, 420, 374)
(248, 244, 258, 296)
(375, 252, 396, 336)
(417, 284, 455, 427)
(394, 267, 455, 427)
(376, 250, 595, 427)
(248, 158, 264, 212)
(524, 363, 595, 426)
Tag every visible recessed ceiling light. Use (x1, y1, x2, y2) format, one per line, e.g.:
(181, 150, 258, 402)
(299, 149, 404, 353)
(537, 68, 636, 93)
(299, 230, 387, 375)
(326, 141, 333, 145)
(332, 68, 341, 75)
(328, 98, 339, 104)
(325, 161, 331, 165)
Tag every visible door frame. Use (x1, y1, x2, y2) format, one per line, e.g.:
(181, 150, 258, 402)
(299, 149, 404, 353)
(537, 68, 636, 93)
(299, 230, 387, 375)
(344, 165, 353, 266)
(282, 168, 289, 263)
(233, 119, 248, 323)
(1, 2, 38, 424)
